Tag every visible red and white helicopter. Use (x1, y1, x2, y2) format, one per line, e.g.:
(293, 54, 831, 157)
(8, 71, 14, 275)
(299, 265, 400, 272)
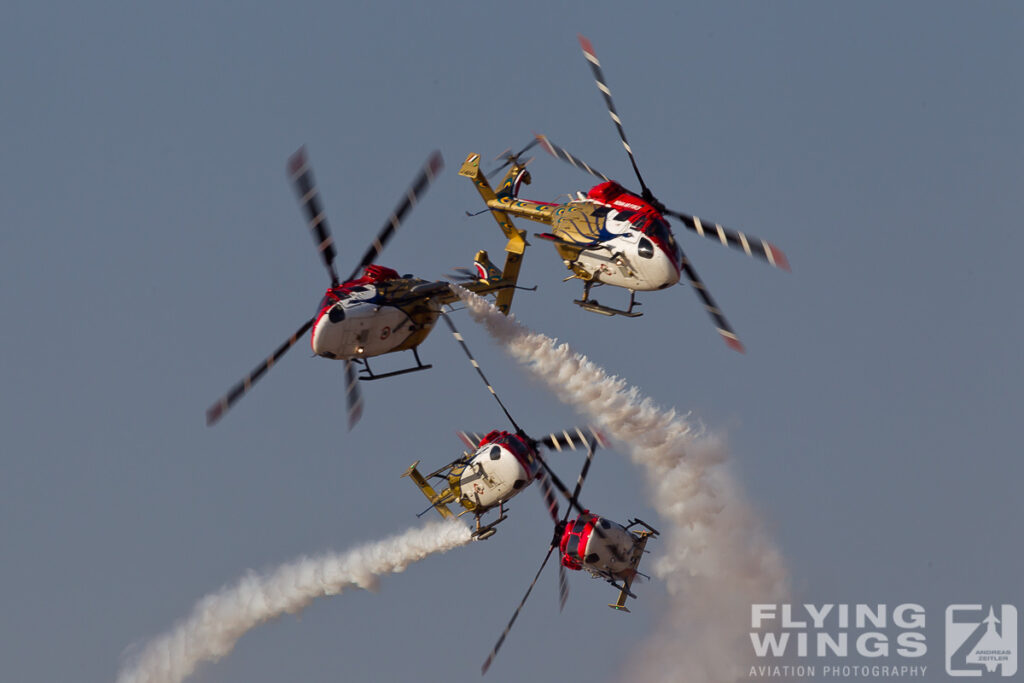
(402, 312, 602, 541)
(460, 35, 790, 352)
(206, 148, 523, 429)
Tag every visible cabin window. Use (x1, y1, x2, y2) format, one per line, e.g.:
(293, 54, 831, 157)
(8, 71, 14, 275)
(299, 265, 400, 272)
(637, 237, 654, 259)
(599, 519, 611, 529)
(328, 306, 345, 323)
(513, 479, 525, 490)
(489, 446, 501, 460)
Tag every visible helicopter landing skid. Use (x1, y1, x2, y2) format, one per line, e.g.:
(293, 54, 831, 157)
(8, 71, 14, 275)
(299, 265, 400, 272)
(577, 301, 638, 319)
(357, 348, 433, 381)
(573, 299, 643, 318)
(574, 283, 643, 317)
(471, 503, 508, 541)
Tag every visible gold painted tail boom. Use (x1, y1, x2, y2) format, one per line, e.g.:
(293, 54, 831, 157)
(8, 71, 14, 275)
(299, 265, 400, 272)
(401, 460, 454, 520)
(459, 153, 551, 313)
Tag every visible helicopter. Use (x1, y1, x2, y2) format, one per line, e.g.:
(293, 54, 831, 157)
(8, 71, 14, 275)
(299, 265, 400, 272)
(206, 148, 526, 429)
(402, 312, 603, 541)
(459, 34, 790, 352)
(480, 415, 659, 675)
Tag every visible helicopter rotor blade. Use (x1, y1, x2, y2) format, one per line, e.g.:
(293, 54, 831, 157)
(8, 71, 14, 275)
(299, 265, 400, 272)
(567, 434, 599, 509)
(344, 360, 364, 431)
(345, 151, 443, 282)
(439, 312, 522, 433)
(288, 148, 341, 287)
(534, 452, 588, 520)
(546, 437, 624, 563)
(539, 426, 605, 453)
(448, 267, 480, 284)
(557, 561, 570, 612)
(487, 138, 540, 179)
(677, 245, 745, 353)
(535, 134, 610, 184)
(481, 544, 556, 675)
(577, 34, 650, 196)
(456, 430, 486, 451)
(536, 470, 560, 525)
(553, 432, 599, 612)
(663, 208, 790, 271)
(206, 317, 315, 425)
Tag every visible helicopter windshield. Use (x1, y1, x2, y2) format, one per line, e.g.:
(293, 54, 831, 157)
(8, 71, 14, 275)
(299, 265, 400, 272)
(318, 291, 340, 311)
(644, 217, 681, 263)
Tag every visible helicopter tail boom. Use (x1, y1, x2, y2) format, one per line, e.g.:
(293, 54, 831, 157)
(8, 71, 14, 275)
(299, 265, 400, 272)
(458, 153, 539, 314)
(401, 461, 454, 520)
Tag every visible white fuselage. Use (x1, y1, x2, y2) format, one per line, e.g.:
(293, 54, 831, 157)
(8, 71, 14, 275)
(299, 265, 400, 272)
(456, 443, 533, 512)
(310, 285, 439, 360)
(575, 518, 638, 577)
(579, 228, 680, 291)
(561, 204, 681, 291)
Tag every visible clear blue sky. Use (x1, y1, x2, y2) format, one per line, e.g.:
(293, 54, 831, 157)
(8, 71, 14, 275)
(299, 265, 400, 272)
(2, 3, 1021, 682)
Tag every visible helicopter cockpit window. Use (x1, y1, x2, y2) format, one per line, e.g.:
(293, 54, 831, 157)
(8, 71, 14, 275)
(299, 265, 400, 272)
(646, 218, 671, 244)
(646, 218, 681, 261)
(637, 237, 654, 259)
(599, 519, 611, 530)
(489, 445, 501, 460)
(627, 212, 650, 231)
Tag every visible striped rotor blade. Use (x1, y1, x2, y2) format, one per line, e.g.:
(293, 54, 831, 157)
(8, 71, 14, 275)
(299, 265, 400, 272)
(481, 545, 555, 675)
(557, 562, 570, 612)
(535, 134, 609, 183)
(577, 34, 649, 195)
(440, 312, 521, 433)
(568, 436, 599, 508)
(664, 208, 790, 271)
(536, 470, 560, 525)
(677, 246, 745, 353)
(544, 439, 623, 562)
(540, 426, 597, 453)
(456, 431, 477, 450)
(346, 151, 444, 281)
(206, 317, 315, 425)
(288, 147, 340, 286)
(344, 360, 364, 431)
(534, 453, 588, 520)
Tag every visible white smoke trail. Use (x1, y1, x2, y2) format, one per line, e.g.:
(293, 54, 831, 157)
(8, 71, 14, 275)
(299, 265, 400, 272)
(116, 521, 471, 683)
(457, 290, 789, 683)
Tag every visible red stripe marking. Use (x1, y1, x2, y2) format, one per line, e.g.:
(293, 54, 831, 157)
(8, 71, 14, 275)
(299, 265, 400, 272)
(723, 334, 746, 354)
(427, 151, 444, 176)
(578, 34, 595, 58)
(768, 244, 791, 272)
(288, 147, 306, 175)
